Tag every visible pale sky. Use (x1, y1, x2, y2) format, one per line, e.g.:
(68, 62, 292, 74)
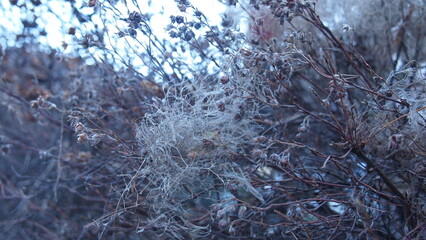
(0, 0, 226, 50)
(0, 0, 227, 77)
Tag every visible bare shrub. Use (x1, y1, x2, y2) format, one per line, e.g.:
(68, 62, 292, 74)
(0, 0, 425, 239)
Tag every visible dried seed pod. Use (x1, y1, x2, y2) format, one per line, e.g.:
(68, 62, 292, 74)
(1, 144, 11, 155)
(129, 11, 142, 23)
(388, 134, 404, 150)
(77, 133, 87, 143)
(175, 16, 184, 24)
(88, 0, 96, 7)
(187, 151, 197, 159)
(270, 153, 280, 162)
(220, 75, 229, 84)
(128, 28, 137, 38)
(194, 22, 201, 29)
(37, 95, 44, 105)
(74, 122, 84, 134)
(30, 100, 39, 108)
(217, 101, 225, 112)
(68, 27, 76, 35)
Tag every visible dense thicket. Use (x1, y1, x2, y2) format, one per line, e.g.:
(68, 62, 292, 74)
(0, 0, 425, 239)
